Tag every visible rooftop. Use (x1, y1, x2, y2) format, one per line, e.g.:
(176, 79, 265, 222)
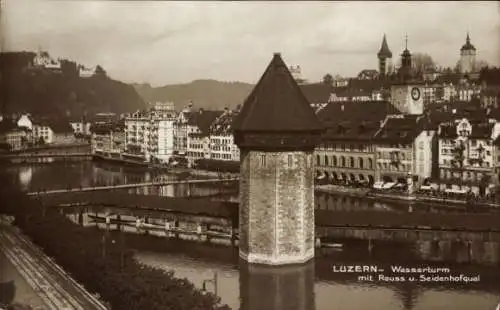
(232, 53, 323, 132)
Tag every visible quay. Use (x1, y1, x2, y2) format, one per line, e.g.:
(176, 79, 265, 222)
(27, 178, 239, 196)
(0, 219, 108, 310)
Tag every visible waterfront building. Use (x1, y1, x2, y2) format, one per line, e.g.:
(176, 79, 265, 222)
(31, 118, 74, 145)
(90, 121, 126, 158)
(459, 33, 477, 75)
(315, 101, 399, 186)
(123, 106, 176, 163)
(16, 114, 33, 131)
(437, 117, 500, 196)
(50, 120, 77, 144)
(328, 88, 373, 102)
(233, 52, 323, 265)
(0, 119, 30, 151)
(69, 117, 92, 137)
(173, 103, 193, 158)
(209, 108, 240, 162)
(31, 120, 53, 144)
(377, 34, 393, 76)
(373, 114, 437, 187)
(185, 109, 223, 167)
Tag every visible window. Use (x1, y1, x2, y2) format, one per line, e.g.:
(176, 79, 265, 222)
(316, 155, 321, 166)
(288, 154, 293, 168)
(349, 157, 355, 168)
(332, 156, 337, 167)
(368, 158, 373, 169)
(324, 155, 329, 166)
(359, 158, 364, 169)
(260, 154, 266, 167)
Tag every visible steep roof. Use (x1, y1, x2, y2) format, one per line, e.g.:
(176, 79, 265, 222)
(299, 83, 333, 104)
(232, 53, 323, 132)
(374, 115, 425, 144)
(209, 111, 238, 136)
(377, 34, 393, 58)
(317, 101, 399, 141)
(186, 109, 223, 137)
(460, 33, 476, 52)
(48, 119, 73, 134)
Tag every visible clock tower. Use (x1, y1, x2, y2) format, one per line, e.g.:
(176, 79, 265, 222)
(391, 35, 424, 115)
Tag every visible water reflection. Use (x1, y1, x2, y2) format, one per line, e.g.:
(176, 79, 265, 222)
(239, 260, 315, 310)
(17, 166, 32, 191)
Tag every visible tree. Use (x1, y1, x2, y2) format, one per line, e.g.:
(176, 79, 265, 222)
(322, 73, 334, 85)
(94, 65, 107, 78)
(412, 53, 435, 75)
(60, 59, 79, 78)
(475, 60, 489, 71)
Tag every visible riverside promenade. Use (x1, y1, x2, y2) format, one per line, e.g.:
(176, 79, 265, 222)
(0, 218, 108, 310)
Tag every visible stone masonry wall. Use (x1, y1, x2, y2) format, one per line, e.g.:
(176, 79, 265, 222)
(245, 150, 277, 259)
(240, 149, 315, 264)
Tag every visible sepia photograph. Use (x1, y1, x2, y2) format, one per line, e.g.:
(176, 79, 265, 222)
(0, 1, 500, 309)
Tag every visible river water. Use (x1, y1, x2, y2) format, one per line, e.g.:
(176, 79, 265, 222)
(5, 161, 500, 310)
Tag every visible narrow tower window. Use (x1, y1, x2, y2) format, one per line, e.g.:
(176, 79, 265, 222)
(260, 154, 266, 167)
(287, 154, 293, 168)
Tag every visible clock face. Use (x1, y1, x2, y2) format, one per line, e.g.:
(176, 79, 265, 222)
(411, 87, 421, 101)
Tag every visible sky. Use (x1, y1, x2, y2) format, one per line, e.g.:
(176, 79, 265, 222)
(2, 1, 500, 86)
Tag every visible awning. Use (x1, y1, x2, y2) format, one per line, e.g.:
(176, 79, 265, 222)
(317, 174, 325, 180)
(383, 182, 396, 189)
(445, 188, 467, 194)
(394, 183, 406, 189)
(420, 185, 432, 190)
(373, 181, 384, 189)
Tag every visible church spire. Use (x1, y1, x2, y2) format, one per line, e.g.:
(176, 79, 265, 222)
(378, 34, 392, 59)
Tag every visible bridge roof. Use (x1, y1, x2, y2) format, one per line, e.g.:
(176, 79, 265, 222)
(36, 192, 238, 219)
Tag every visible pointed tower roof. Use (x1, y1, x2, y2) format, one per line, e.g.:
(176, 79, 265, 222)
(232, 53, 323, 132)
(377, 34, 392, 58)
(461, 32, 476, 51)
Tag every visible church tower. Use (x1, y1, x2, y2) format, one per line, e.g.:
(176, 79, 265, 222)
(459, 32, 477, 74)
(233, 53, 323, 265)
(377, 34, 393, 76)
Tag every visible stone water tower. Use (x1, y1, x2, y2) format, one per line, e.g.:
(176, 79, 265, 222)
(232, 53, 324, 265)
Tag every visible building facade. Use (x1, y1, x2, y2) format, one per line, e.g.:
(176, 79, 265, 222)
(373, 115, 436, 188)
(90, 121, 126, 157)
(437, 117, 499, 196)
(124, 104, 176, 163)
(185, 109, 223, 166)
(315, 101, 399, 186)
(209, 108, 240, 161)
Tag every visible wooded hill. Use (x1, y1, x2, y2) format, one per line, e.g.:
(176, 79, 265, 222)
(0, 52, 146, 118)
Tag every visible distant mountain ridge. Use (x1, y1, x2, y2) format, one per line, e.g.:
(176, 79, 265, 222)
(132, 79, 254, 111)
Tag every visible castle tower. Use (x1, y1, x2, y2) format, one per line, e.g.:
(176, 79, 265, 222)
(233, 53, 323, 265)
(377, 34, 393, 76)
(459, 32, 477, 74)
